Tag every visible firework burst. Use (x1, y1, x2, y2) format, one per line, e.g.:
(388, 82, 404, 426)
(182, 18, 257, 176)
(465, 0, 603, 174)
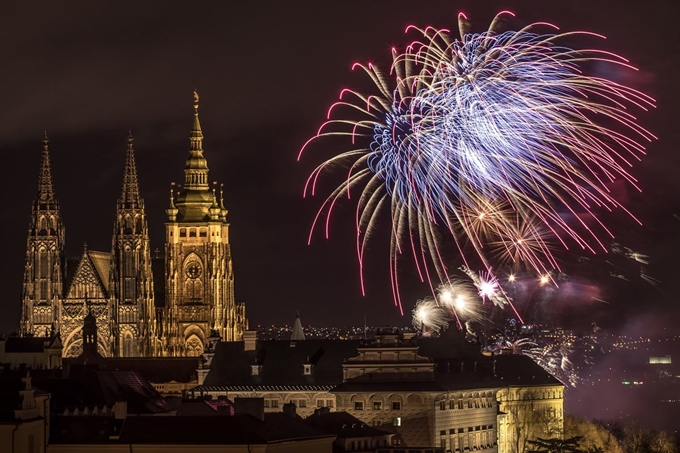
(300, 11, 655, 314)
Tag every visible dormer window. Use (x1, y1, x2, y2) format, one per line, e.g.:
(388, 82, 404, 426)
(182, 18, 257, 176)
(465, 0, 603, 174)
(303, 364, 313, 375)
(251, 364, 262, 375)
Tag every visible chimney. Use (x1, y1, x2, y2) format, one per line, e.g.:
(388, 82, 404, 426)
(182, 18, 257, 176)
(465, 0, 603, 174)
(283, 402, 297, 417)
(243, 331, 257, 351)
(234, 397, 265, 422)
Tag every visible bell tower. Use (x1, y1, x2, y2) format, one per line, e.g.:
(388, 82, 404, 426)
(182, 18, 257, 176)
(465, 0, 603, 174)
(20, 133, 65, 336)
(111, 132, 155, 356)
(164, 92, 245, 357)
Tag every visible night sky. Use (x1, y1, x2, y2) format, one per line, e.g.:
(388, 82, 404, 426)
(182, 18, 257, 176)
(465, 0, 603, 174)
(1, 0, 678, 334)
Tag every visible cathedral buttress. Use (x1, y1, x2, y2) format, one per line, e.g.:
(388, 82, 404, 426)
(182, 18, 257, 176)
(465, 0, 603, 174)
(21, 133, 65, 336)
(164, 92, 246, 357)
(111, 132, 155, 357)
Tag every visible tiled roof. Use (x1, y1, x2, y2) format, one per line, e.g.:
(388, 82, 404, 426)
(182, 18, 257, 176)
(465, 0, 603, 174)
(36, 367, 175, 414)
(305, 411, 392, 439)
(3, 336, 54, 353)
(202, 333, 561, 394)
(197, 384, 335, 392)
(85, 357, 199, 383)
(204, 339, 362, 388)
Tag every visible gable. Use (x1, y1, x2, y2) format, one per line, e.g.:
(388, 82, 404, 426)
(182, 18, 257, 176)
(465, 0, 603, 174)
(65, 250, 111, 299)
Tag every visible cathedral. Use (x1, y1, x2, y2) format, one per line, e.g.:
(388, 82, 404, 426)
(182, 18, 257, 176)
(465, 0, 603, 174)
(19, 92, 247, 358)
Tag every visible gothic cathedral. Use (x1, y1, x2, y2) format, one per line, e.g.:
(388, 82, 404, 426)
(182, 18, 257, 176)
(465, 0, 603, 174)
(19, 92, 247, 357)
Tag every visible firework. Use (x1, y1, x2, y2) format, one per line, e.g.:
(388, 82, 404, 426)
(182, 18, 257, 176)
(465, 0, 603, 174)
(436, 277, 483, 327)
(412, 298, 449, 334)
(300, 11, 655, 314)
(490, 337, 581, 387)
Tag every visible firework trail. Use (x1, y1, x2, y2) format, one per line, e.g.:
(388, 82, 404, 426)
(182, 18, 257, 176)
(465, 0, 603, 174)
(300, 11, 655, 314)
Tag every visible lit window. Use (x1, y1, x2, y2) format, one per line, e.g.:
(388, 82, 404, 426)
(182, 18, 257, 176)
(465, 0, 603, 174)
(393, 417, 402, 427)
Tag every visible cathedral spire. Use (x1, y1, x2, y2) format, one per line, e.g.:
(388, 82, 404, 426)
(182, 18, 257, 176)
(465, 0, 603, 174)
(182, 90, 209, 192)
(37, 131, 56, 204)
(120, 130, 141, 207)
(190, 90, 204, 151)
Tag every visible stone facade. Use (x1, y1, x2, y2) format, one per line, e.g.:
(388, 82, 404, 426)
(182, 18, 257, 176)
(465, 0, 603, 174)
(195, 331, 565, 451)
(19, 93, 246, 358)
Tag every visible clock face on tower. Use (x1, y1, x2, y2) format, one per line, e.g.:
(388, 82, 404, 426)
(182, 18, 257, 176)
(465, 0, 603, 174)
(186, 263, 201, 279)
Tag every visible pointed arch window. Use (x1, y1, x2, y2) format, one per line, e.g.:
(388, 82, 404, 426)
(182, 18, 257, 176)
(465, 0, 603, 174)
(38, 250, 48, 301)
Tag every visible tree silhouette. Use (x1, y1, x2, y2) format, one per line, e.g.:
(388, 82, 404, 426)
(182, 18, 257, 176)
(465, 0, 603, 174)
(528, 436, 586, 453)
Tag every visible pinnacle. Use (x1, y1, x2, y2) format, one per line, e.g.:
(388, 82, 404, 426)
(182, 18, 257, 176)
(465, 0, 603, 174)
(120, 131, 141, 206)
(37, 132, 56, 203)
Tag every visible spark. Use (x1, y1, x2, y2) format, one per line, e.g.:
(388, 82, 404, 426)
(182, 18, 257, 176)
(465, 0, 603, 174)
(300, 11, 655, 313)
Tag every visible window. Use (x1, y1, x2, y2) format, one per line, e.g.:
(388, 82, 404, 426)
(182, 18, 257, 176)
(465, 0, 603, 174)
(373, 420, 383, 426)
(392, 401, 401, 410)
(393, 417, 402, 427)
(299, 399, 307, 408)
(180, 228, 186, 237)
(449, 400, 455, 409)
(199, 229, 207, 237)
(373, 401, 382, 410)
(270, 400, 279, 408)
(354, 401, 364, 410)
(189, 229, 197, 237)
(317, 400, 324, 408)
(327, 399, 334, 408)
(439, 401, 446, 410)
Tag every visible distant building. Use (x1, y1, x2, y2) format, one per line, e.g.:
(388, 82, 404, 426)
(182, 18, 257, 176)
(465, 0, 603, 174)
(194, 328, 564, 450)
(292, 312, 306, 341)
(0, 372, 51, 453)
(0, 335, 62, 370)
(18, 92, 247, 358)
(649, 355, 671, 364)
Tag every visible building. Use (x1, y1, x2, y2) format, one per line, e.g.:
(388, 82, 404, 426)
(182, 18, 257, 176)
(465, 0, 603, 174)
(0, 372, 51, 453)
(193, 328, 564, 451)
(0, 335, 63, 371)
(18, 92, 247, 358)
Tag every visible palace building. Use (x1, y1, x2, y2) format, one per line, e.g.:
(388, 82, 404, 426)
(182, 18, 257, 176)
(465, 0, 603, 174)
(19, 92, 247, 357)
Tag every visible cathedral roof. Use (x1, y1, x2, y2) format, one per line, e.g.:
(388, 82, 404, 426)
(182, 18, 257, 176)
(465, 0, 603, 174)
(151, 257, 165, 307)
(65, 248, 111, 299)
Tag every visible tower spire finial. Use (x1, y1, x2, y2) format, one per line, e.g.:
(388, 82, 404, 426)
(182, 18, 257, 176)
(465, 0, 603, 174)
(120, 131, 141, 206)
(37, 132, 56, 203)
(190, 90, 204, 146)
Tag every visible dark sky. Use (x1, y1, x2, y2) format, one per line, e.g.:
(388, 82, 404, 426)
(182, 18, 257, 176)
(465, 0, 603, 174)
(1, 0, 679, 333)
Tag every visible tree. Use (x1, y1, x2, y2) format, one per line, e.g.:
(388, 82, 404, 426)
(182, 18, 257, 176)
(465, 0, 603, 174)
(564, 415, 622, 453)
(528, 436, 585, 453)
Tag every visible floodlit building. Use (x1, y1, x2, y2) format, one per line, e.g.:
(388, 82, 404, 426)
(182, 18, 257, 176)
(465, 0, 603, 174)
(18, 93, 247, 358)
(193, 328, 564, 450)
